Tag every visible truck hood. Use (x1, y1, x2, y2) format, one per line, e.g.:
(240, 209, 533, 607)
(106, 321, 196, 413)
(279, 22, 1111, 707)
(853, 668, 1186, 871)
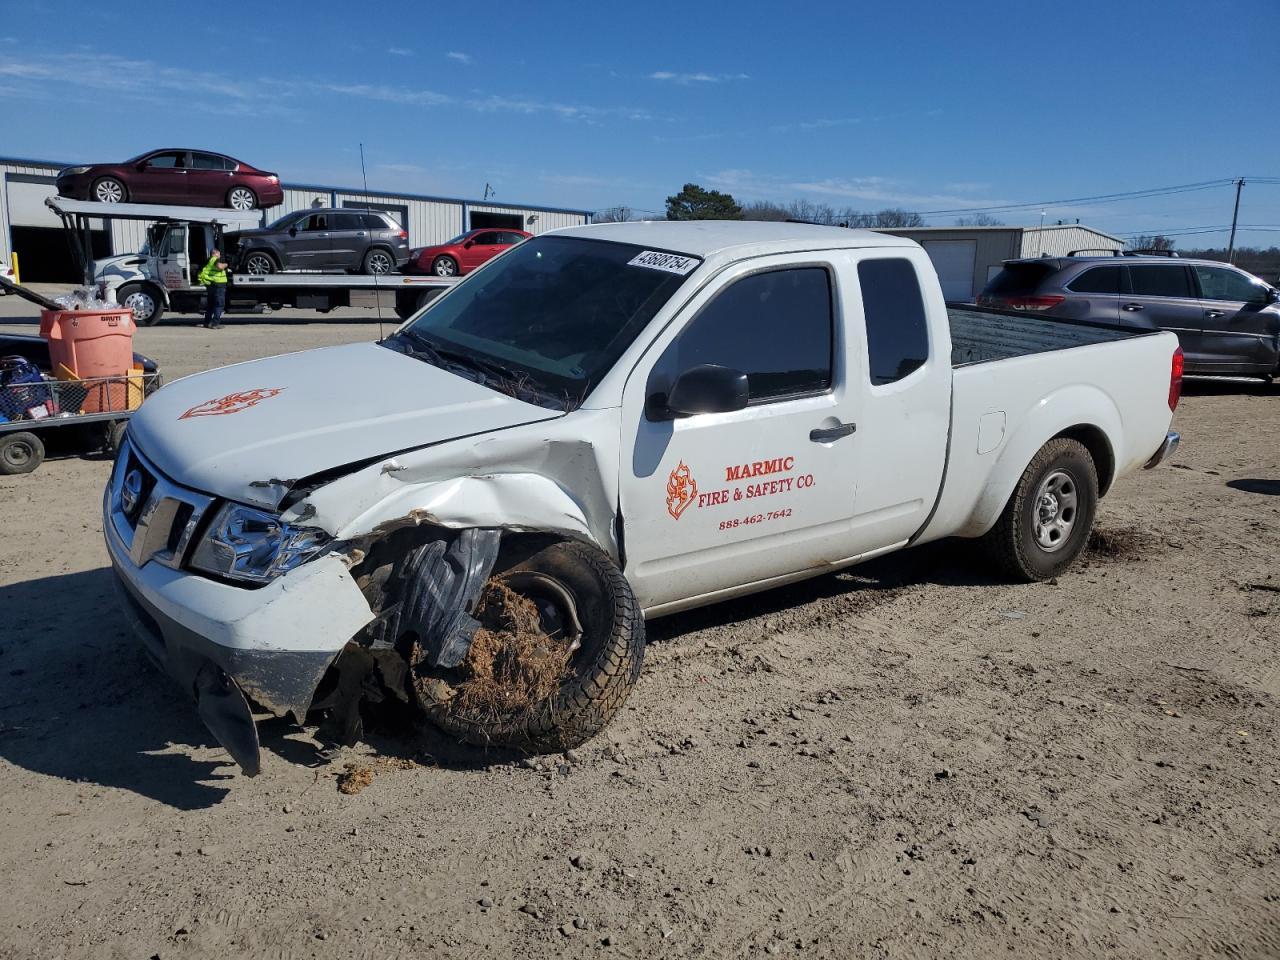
(94, 253, 147, 282)
(127, 342, 563, 509)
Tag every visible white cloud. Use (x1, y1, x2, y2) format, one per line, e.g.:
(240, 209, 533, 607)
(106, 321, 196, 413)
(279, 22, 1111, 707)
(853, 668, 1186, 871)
(649, 70, 748, 84)
(446, 51, 472, 64)
(387, 47, 413, 56)
(702, 168, 1009, 212)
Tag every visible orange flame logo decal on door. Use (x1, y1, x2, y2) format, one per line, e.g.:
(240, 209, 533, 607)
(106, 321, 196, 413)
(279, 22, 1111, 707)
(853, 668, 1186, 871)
(180, 387, 285, 420)
(665, 461, 698, 520)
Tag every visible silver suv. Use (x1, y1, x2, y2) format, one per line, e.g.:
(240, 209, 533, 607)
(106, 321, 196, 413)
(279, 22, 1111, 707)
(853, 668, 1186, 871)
(980, 253, 1280, 379)
(226, 208, 411, 276)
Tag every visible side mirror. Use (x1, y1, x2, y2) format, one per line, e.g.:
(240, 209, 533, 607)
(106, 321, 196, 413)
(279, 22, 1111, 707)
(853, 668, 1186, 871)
(1268, 288, 1280, 304)
(656, 364, 749, 419)
(288, 227, 297, 237)
(464, 240, 475, 249)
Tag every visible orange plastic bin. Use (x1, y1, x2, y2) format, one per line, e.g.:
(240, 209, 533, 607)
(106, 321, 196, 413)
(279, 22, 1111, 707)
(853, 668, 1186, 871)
(39, 308, 136, 379)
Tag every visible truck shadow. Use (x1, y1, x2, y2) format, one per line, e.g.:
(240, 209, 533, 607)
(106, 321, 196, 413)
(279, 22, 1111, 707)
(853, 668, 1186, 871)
(0, 566, 330, 809)
(647, 538, 996, 642)
(1182, 377, 1276, 397)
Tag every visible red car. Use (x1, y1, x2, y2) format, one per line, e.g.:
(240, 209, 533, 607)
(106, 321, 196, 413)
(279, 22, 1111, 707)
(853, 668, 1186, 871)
(409, 228, 532, 277)
(56, 149, 283, 211)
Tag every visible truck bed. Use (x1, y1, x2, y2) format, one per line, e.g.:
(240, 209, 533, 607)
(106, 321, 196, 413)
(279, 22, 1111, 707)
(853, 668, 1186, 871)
(949, 307, 1133, 367)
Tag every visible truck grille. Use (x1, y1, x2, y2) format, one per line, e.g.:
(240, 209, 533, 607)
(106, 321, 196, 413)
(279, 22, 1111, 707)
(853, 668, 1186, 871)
(108, 438, 214, 570)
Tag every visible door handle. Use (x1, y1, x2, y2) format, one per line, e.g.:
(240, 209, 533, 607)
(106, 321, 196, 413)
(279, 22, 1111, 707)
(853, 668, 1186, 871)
(1123, 303, 1144, 311)
(356, 232, 367, 237)
(809, 421, 857, 443)
(1206, 309, 1225, 318)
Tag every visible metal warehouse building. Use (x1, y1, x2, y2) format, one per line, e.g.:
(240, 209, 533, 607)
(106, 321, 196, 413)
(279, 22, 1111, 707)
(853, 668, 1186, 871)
(880, 225, 1124, 301)
(0, 155, 591, 282)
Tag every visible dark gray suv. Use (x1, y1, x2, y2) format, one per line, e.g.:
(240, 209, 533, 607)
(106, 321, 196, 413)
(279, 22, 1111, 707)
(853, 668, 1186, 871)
(227, 208, 411, 275)
(979, 254, 1280, 379)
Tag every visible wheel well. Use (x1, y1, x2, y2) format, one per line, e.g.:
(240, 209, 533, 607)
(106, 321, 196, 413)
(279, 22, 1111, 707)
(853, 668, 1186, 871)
(243, 247, 278, 266)
(1053, 424, 1115, 495)
(366, 244, 395, 260)
(118, 280, 166, 306)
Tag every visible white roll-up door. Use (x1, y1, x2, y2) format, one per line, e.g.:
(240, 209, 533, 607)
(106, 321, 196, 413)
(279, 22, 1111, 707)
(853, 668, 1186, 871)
(922, 240, 977, 302)
(6, 178, 62, 227)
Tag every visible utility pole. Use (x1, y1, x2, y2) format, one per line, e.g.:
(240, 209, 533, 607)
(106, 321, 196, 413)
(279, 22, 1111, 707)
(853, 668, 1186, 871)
(1227, 178, 1244, 264)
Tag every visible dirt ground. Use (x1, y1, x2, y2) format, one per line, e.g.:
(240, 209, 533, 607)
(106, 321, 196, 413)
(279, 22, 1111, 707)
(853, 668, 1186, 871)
(1, 296, 1277, 960)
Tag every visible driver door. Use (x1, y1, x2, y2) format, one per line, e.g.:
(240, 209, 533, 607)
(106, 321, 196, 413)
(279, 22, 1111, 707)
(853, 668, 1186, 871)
(617, 256, 863, 611)
(156, 224, 189, 290)
(134, 151, 189, 203)
(283, 213, 332, 268)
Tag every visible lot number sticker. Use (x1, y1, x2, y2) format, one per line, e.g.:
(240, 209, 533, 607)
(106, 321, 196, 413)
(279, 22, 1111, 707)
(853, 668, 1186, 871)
(628, 250, 700, 275)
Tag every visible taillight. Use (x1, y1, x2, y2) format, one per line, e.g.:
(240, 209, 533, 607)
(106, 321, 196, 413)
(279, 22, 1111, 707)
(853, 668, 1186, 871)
(1169, 346, 1184, 411)
(399, 230, 408, 240)
(1004, 295, 1065, 312)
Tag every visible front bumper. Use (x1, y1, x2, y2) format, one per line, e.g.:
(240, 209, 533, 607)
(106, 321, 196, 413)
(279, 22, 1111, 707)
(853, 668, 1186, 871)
(104, 449, 374, 774)
(1144, 430, 1181, 469)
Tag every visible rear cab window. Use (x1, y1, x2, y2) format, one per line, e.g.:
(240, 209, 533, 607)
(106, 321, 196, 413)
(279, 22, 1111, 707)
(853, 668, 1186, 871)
(859, 258, 929, 385)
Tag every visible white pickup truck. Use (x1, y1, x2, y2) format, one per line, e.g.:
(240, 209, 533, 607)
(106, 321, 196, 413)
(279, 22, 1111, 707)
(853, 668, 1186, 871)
(104, 221, 1182, 774)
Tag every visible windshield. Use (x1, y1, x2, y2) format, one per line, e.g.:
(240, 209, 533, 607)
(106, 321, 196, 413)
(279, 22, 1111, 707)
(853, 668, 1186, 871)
(386, 235, 698, 409)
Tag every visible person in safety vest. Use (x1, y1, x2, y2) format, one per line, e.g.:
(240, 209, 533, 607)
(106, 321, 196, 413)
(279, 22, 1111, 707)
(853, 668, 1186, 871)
(199, 249, 230, 329)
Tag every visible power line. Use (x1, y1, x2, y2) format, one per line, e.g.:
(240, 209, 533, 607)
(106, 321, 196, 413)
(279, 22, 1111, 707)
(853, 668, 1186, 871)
(918, 178, 1237, 217)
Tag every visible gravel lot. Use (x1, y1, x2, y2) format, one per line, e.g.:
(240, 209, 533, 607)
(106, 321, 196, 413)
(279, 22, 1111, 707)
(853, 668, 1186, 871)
(1, 294, 1277, 959)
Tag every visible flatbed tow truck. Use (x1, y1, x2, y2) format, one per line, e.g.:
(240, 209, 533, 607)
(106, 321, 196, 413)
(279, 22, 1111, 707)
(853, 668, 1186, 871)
(47, 197, 457, 326)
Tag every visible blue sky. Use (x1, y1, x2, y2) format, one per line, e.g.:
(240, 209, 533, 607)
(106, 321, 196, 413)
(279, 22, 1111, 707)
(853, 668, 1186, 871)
(2, 0, 1277, 246)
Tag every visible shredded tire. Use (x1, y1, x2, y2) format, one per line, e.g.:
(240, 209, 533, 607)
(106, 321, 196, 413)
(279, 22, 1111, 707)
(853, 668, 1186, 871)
(980, 437, 1099, 582)
(418, 540, 644, 753)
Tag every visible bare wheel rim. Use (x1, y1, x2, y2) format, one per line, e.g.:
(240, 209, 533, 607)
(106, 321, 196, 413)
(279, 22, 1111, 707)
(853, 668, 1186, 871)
(228, 188, 255, 210)
(245, 254, 273, 275)
(95, 179, 123, 203)
(1032, 469, 1078, 552)
(123, 291, 154, 321)
(434, 258, 456, 276)
(368, 251, 393, 274)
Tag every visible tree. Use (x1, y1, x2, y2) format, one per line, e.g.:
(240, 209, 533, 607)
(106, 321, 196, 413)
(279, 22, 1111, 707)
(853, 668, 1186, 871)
(741, 200, 790, 221)
(866, 208, 925, 228)
(1127, 234, 1175, 252)
(665, 183, 743, 220)
(955, 213, 1003, 226)
(593, 206, 634, 223)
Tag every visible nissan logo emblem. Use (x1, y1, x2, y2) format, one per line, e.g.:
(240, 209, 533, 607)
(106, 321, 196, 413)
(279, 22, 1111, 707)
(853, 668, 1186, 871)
(121, 469, 144, 516)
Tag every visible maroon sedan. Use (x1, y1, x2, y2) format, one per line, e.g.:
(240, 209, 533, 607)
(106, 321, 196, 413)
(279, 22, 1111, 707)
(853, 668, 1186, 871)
(56, 149, 283, 210)
(409, 228, 532, 277)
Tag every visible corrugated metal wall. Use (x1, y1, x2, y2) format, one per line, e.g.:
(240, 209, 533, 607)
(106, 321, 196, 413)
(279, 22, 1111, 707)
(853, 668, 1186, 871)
(1020, 226, 1122, 258)
(466, 203, 587, 235)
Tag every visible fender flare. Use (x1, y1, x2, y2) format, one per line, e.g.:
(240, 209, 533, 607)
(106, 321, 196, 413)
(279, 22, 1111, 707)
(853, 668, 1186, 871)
(956, 383, 1121, 539)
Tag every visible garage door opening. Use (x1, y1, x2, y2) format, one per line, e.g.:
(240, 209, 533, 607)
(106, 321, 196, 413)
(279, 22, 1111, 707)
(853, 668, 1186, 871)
(469, 211, 524, 230)
(8, 226, 110, 283)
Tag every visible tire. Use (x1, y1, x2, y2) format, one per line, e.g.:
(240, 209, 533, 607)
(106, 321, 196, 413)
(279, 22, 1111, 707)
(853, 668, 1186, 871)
(363, 248, 395, 275)
(116, 283, 163, 326)
(227, 186, 257, 210)
(981, 437, 1099, 582)
(423, 540, 645, 753)
(243, 251, 276, 275)
(432, 256, 458, 278)
(105, 420, 128, 455)
(92, 177, 126, 203)
(0, 432, 45, 475)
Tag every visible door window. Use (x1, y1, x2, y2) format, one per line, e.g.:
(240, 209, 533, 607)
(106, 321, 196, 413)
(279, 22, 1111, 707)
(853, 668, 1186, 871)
(859, 258, 929, 385)
(1067, 266, 1123, 294)
(298, 214, 329, 232)
(661, 267, 833, 404)
(145, 152, 186, 169)
(1195, 265, 1266, 302)
(362, 214, 388, 230)
(498, 231, 527, 245)
(474, 232, 504, 245)
(1128, 265, 1193, 298)
(331, 213, 365, 230)
(192, 153, 232, 170)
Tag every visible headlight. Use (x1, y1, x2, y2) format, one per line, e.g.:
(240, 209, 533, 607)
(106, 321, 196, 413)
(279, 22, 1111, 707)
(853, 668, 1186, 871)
(61, 166, 91, 176)
(190, 503, 332, 584)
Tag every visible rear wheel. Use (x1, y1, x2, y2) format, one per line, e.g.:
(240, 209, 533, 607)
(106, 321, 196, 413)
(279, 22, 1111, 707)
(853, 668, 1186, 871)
(0, 432, 45, 475)
(420, 540, 645, 753)
(116, 283, 163, 326)
(93, 177, 125, 203)
(981, 437, 1099, 582)
(432, 256, 458, 277)
(227, 186, 257, 210)
(363, 248, 395, 275)
(243, 251, 276, 275)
